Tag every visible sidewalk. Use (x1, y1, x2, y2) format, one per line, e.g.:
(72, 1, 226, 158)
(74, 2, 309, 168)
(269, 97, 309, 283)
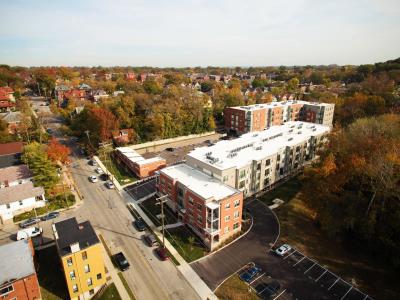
(98, 234, 132, 300)
(125, 192, 217, 300)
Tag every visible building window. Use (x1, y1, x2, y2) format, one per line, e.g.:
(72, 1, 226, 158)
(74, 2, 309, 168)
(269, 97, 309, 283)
(233, 222, 239, 230)
(197, 215, 202, 223)
(234, 200, 240, 207)
(225, 215, 230, 222)
(67, 257, 73, 266)
(265, 159, 271, 166)
(239, 181, 245, 189)
(89, 289, 95, 295)
(87, 278, 93, 287)
(6, 203, 10, 209)
(225, 203, 230, 209)
(234, 211, 240, 219)
(84, 264, 90, 273)
(0, 284, 14, 296)
(239, 170, 246, 178)
(223, 175, 228, 182)
(69, 270, 76, 280)
(72, 284, 78, 293)
(19, 200, 23, 205)
(224, 226, 229, 233)
(196, 203, 202, 211)
(188, 196, 194, 204)
(82, 251, 87, 260)
(97, 273, 102, 280)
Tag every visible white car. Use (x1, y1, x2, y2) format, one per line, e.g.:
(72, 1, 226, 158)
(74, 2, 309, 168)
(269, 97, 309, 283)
(106, 180, 114, 189)
(275, 244, 292, 256)
(89, 175, 98, 183)
(17, 227, 43, 240)
(95, 167, 104, 174)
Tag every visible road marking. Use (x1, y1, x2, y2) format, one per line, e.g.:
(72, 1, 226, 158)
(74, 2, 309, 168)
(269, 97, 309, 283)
(341, 286, 352, 300)
(273, 289, 286, 300)
(304, 262, 317, 274)
(362, 295, 369, 300)
(249, 272, 265, 285)
(283, 249, 296, 260)
(293, 256, 305, 266)
(315, 270, 327, 282)
(328, 277, 340, 290)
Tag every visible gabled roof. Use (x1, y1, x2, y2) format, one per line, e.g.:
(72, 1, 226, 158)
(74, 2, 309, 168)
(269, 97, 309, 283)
(0, 182, 44, 205)
(0, 164, 32, 183)
(0, 141, 23, 156)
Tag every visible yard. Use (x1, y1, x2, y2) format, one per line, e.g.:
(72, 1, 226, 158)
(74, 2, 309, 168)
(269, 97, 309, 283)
(166, 225, 207, 262)
(272, 178, 400, 300)
(36, 246, 69, 300)
(215, 274, 258, 300)
(258, 176, 302, 206)
(139, 197, 178, 226)
(96, 283, 122, 300)
(99, 150, 137, 185)
(13, 193, 76, 222)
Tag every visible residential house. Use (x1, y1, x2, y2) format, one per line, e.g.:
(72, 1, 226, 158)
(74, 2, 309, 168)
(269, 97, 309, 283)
(52, 218, 107, 300)
(0, 181, 46, 225)
(89, 89, 109, 103)
(0, 141, 23, 168)
(0, 164, 32, 188)
(0, 111, 23, 134)
(112, 129, 133, 146)
(125, 72, 136, 80)
(55, 84, 71, 101)
(158, 163, 243, 251)
(0, 240, 41, 300)
(0, 87, 15, 102)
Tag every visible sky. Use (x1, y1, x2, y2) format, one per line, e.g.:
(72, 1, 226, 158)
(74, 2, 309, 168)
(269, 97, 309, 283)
(0, 0, 399, 67)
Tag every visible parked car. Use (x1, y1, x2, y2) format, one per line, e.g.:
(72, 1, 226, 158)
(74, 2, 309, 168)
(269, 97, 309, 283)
(46, 128, 53, 134)
(19, 218, 39, 228)
(275, 244, 292, 256)
(95, 167, 103, 174)
(165, 147, 174, 152)
(256, 281, 281, 299)
(17, 227, 43, 240)
(90, 160, 97, 166)
(144, 234, 159, 247)
(89, 175, 98, 183)
(106, 180, 114, 189)
(155, 246, 169, 261)
(239, 265, 262, 283)
(40, 211, 60, 221)
(113, 252, 130, 271)
(134, 218, 146, 231)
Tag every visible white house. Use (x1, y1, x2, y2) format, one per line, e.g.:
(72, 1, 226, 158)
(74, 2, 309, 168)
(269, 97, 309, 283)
(0, 165, 32, 188)
(0, 182, 46, 225)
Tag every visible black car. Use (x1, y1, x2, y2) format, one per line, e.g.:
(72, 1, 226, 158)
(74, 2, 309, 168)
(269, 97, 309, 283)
(40, 211, 60, 221)
(134, 218, 146, 231)
(165, 147, 174, 152)
(113, 252, 130, 271)
(19, 218, 39, 228)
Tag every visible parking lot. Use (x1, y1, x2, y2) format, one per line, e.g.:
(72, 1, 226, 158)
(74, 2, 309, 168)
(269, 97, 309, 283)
(280, 248, 374, 300)
(124, 178, 157, 201)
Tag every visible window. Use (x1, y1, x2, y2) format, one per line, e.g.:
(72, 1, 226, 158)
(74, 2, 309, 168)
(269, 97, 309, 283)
(265, 159, 271, 166)
(89, 289, 95, 295)
(224, 226, 230, 233)
(84, 264, 90, 273)
(196, 203, 202, 211)
(0, 284, 14, 296)
(87, 278, 93, 287)
(69, 270, 76, 280)
(225, 203, 230, 209)
(82, 251, 87, 260)
(188, 196, 194, 204)
(233, 222, 239, 230)
(234, 211, 240, 219)
(6, 203, 10, 209)
(97, 273, 102, 280)
(67, 257, 73, 266)
(19, 200, 23, 206)
(223, 175, 228, 182)
(225, 215, 230, 222)
(234, 200, 240, 207)
(72, 284, 78, 293)
(239, 170, 246, 179)
(197, 215, 202, 223)
(264, 169, 270, 176)
(239, 181, 245, 189)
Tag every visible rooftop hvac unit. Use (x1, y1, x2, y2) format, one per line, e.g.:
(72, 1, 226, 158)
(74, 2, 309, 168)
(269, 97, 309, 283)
(288, 137, 293, 141)
(312, 128, 317, 132)
(298, 131, 302, 134)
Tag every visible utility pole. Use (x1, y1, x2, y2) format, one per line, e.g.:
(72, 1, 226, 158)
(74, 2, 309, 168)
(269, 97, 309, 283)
(156, 194, 168, 248)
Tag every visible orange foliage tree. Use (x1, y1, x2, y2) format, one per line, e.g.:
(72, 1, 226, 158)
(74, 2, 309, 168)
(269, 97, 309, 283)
(47, 137, 71, 164)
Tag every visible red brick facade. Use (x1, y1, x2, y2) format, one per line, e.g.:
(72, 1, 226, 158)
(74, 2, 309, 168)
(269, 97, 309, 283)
(0, 273, 41, 300)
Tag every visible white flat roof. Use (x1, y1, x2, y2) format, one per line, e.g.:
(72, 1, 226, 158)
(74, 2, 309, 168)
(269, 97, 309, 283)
(117, 147, 165, 166)
(136, 156, 165, 166)
(160, 164, 238, 201)
(187, 121, 330, 170)
(231, 100, 333, 111)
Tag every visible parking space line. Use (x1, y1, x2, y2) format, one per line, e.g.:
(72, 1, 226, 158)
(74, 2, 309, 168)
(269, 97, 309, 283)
(249, 273, 265, 285)
(304, 262, 317, 274)
(315, 269, 327, 282)
(362, 295, 369, 300)
(293, 256, 306, 266)
(341, 286, 352, 300)
(283, 249, 296, 260)
(273, 289, 286, 300)
(328, 277, 340, 290)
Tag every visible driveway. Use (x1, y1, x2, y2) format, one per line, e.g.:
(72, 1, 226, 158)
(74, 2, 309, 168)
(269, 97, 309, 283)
(191, 199, 279, 290)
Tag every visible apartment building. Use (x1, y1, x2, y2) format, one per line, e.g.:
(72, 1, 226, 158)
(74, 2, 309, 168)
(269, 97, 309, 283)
(186, 121, 330, 198)
(0, 240, 41, 300)
(115, 147, 166, 178)
(53, 218, 106, 300)
(158, 163, 243, 251)
(224, 100, 334, 134)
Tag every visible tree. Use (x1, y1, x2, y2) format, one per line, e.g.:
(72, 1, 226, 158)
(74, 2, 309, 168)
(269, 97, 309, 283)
(47, 137, 71, 164)
(143, 79, 162, 94)
(188, 236, 195, 251)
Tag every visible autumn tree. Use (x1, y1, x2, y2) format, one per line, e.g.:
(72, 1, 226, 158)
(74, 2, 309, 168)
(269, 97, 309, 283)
(47, 137, 71, 164)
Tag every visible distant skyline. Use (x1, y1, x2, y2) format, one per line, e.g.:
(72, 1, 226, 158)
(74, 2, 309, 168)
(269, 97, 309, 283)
(1, 0, 399, 67)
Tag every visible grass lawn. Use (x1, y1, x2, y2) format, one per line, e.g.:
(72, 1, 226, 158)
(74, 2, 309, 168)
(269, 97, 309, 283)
(36, 246, 69, 300)
(258, 176, 302, 206)
(274, 179, 400, 300)
(215, 274, 258, 300)
(117, 272, 136, 300)
(139, 197, 177, 226)
(96, 283, 121, 300)
(99, 151, 137, 185)
(13, 193, 76, 222)
(166, 225, 207, 262)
